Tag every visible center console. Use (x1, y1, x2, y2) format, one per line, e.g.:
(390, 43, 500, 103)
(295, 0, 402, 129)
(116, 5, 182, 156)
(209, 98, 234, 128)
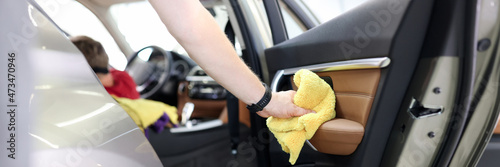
(176, 66, 227, 119)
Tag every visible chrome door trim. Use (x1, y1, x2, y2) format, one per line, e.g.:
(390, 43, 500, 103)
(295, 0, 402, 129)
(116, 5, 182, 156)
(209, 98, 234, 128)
(305, 140, 318, 151)
(271, 57, 391, 92)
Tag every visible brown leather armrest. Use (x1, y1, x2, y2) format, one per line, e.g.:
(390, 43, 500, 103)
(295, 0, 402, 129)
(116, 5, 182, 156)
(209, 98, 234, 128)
(309, 118, 364, 155)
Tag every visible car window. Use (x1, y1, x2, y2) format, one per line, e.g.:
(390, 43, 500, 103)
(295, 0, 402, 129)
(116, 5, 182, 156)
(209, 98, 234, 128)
(280, 0, 368, 39)
(109, 2, 180, 53)
(35, 0, 128, 70)
(109, 2, 234, 56)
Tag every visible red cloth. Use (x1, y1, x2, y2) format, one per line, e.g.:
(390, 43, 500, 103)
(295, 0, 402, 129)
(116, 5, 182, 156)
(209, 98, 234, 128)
(105, 69, 140, 99)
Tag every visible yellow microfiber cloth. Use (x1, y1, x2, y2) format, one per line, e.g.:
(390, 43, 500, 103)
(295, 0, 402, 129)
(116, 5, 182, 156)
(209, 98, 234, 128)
(266, 69, 336, 165)
(112, 95, 179, 132)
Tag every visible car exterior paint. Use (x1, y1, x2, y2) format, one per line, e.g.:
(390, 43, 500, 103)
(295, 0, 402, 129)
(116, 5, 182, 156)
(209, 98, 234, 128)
(0, 1, 163, 166)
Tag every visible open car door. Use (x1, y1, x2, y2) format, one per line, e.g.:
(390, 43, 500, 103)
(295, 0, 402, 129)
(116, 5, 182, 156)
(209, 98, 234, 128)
(226, 0, 500, 166)
(0, 0, 163, 166)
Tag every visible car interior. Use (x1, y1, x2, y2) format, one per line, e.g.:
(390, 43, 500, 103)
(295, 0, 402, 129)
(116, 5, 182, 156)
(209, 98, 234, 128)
(28, 0, 500, 166)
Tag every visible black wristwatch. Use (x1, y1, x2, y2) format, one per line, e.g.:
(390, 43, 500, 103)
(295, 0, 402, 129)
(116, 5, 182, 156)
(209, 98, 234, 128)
(246, 83, 272, 113)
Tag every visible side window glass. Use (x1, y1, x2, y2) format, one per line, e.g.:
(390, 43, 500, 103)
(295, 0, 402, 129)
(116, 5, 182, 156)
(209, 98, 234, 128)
(279, 0, 368, 39)
(35, 0, 127, 70)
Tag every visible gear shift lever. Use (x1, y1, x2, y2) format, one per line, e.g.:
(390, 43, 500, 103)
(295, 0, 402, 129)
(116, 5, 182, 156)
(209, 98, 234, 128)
(181, 102, 195, 127)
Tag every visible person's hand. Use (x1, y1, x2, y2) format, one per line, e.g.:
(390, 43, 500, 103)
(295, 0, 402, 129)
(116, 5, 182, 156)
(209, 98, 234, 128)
(256, 90, 315, 118)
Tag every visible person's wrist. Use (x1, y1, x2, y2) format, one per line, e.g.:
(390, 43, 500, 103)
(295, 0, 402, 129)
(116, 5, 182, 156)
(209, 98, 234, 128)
(246, 83, 272, 113)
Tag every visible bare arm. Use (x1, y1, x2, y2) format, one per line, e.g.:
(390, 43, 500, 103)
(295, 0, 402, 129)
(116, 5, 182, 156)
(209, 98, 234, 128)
(149, 0, 312, 118)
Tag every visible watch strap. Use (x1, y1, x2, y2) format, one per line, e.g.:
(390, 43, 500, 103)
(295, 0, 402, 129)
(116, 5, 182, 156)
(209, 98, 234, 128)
(246, 83, 272, 113)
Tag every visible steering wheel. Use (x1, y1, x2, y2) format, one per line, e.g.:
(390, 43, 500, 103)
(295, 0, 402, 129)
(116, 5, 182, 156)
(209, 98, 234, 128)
(125, 46, 173, 99)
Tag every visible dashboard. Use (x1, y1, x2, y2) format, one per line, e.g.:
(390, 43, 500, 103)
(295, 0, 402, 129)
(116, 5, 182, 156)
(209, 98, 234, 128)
(125, 46, 227, 119)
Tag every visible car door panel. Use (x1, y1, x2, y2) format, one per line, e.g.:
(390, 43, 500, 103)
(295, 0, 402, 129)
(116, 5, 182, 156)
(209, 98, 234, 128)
(263, 0, 435, 166)
(265, 0, 409, 81)
(271, 58, 387, 156)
